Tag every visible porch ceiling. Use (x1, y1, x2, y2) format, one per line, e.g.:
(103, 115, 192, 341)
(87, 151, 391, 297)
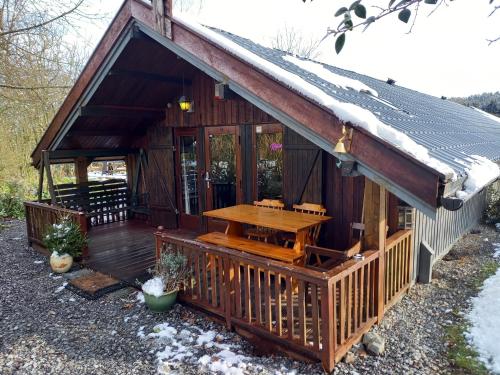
(56, 36, 196, 151)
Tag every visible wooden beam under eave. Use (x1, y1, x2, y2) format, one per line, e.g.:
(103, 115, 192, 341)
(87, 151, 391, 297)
(79, 105, 166, 120)
(108, 69, 191, 85)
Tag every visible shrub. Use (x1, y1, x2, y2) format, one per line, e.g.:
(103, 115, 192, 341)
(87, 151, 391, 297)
(0, 182, 25, 219)
(43, 216, 87, 258)
(148, 247, 191, 294)
(485, 185, 500, 224)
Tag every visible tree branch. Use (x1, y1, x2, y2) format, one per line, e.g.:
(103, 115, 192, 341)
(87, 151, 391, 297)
(0, 84, 72, 90)
(0, 0, 85, 37)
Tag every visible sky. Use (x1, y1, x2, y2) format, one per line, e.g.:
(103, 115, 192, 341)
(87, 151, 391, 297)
(85, 0, 500, 98)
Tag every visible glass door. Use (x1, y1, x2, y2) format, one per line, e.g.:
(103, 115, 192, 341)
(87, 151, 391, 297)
(174, 128, 201, 231)
(204, 126, 241, 230)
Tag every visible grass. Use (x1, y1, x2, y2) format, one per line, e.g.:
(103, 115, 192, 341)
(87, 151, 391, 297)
(445, 261, 500, 375)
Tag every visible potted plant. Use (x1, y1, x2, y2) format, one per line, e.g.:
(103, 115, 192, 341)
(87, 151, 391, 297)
(43, 216, 87, 273)
(141, 249, 190, 313)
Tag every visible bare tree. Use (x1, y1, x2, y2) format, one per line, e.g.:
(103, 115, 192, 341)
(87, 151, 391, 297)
(0, 0, 91, 195)
(173, 0, 204, 14)
(271, 25, 321, 59)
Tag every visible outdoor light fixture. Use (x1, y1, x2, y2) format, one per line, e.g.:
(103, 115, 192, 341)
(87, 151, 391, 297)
(334, 125, 353, 153)
(178, 74, 193, 112)
(178, 95, 192, 112)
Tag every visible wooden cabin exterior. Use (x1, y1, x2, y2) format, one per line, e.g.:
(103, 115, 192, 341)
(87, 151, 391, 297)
(23, 0, 499, 371)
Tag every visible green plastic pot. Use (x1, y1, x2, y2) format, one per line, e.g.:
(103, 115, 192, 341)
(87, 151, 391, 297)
(144, 290, 178, 313)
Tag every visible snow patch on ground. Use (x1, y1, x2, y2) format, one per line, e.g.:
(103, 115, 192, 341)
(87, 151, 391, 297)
(173, 13, 456, 180)
(468, 266, 500, 373)
(283, 55, 378, 97)
(141, 277, 164, 297)
(136, 292, 145, 304)
(54, 282, 68, 293)
(493, 243, 500, 259)
(455, 155, 500, 199)
(34, 260, 44, 264)
(146, 321, 294, 375)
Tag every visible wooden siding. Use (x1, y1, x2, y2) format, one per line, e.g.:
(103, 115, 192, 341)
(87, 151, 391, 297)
(283, 128, 322, 206)
(322, 152, 365, 250)
(144, 124, 177, 228)
(165, 72, 275, 127)
(412, 190, 487, 280)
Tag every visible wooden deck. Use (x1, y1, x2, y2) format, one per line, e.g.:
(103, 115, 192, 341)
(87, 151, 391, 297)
(86, 220, 196, 283)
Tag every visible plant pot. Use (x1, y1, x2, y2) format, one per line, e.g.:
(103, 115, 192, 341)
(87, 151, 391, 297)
(50, 253, 73, 273)
(144, 290, 178, 313)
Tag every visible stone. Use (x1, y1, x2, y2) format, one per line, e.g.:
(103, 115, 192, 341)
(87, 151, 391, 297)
(344, 351, 355, 364)
(363, 331, 386, 356)
(367, 340, 386, 356)
(357, 348, 368, 359)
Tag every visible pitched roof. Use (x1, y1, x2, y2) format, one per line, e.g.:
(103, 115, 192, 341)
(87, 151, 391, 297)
(209, 27, 500, 181)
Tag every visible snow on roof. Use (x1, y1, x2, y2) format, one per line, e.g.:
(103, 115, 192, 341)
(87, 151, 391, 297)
(173, 13, 500, 194)
(455, 155, 500, 199)
(473, 107, 500, 125)
(282, 55, 378, 97)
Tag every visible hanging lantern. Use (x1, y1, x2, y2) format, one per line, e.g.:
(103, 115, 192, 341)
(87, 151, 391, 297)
(178, 95, 192, 112)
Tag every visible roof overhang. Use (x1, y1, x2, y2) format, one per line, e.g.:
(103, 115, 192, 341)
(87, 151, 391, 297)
(32, 0, 454, 217)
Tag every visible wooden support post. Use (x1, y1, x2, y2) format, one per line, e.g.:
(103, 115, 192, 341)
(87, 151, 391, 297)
(42, 151, 56, 205)
(75, 156, 89, 185)
(37, 157, 45, 202)
(362, 177, 386, 323)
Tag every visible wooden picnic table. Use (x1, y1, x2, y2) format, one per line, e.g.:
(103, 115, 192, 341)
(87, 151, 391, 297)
(201, 204, 331, 254)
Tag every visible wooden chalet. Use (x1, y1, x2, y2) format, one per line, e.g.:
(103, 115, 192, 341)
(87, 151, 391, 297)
(24, 0, 500, 371)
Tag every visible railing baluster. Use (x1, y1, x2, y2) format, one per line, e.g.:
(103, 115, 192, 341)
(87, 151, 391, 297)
(264, 270, 272, 332)
(298, 280, 306, 346)
(275, 273, 283, 336)
(286, 275, 293, 340)
(244, 264, 252, 322)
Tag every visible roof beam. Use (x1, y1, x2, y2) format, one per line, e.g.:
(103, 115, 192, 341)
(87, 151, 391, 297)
(79, 105, 166, 119)
(67, 128, 145, 137)
(47, 148, 138, 159)
(108, 69, 191, 85)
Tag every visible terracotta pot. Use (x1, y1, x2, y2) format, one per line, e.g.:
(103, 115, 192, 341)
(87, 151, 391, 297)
(144, 290, 178, 313)
(50, 253, 73, 273)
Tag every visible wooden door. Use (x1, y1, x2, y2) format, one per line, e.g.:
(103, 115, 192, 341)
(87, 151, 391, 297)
(204, 126, 242, 231)
(174, 128, 203, 231)
(145, 126, 177, 228)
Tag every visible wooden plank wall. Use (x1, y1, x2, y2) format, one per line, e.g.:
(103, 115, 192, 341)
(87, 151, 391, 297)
(282, 128, 322, 207)
(412, 189, 487, 281)
(322, 152, 365, 250)
(144, 124, 177, 228)
(165, 71, 275, 127)
(282, 128, 365, 250)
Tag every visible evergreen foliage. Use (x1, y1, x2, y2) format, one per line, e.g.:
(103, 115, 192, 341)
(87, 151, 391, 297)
(451, 92, 500, 117)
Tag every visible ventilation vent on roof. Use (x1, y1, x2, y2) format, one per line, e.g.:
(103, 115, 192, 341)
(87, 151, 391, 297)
(386, 78, 396, 85)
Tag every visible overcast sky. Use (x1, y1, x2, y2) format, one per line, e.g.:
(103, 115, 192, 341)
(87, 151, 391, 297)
(87, 0, 500, 98)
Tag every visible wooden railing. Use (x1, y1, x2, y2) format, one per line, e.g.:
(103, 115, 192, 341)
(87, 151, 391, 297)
(384, 229, 413, 310)
(24, 201, 89, 257)
(324, 250, 380, 365)
(155, 232, 388, 372)
(53, 179, 130, 226)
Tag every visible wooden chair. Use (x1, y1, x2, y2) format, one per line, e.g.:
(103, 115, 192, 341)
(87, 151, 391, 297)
(246, 199, 284, 243)
(283, 202, 326, 248)
(349, 222, 365, 247)
(304, 242, 361, 271)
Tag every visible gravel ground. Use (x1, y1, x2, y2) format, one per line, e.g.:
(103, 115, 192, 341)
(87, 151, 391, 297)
(0, 219, 498, 374)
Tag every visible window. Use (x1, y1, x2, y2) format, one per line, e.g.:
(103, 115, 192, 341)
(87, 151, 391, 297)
(255, 125, 283, 200)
